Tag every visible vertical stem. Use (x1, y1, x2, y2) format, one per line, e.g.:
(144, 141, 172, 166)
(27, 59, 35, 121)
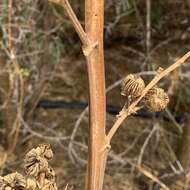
(85, 0, 107, 190)
(146, 0, 151, 56)
(146, 0, 151, 69)
(177, 116, 190, 168)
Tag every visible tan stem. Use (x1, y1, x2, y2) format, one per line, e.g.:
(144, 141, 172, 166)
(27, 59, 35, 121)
(85, 0, 107, 190)
(48, 0, 107, 189)
(177, 116, 190, 168)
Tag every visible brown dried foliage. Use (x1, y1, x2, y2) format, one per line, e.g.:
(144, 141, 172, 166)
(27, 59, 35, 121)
(0, 144, 57, 190)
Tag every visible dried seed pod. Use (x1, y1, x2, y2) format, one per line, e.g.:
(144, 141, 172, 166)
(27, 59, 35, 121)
(144, 87, 169, 112)
(24, 144, 53, 177)
(121, 74, 145, 99)
(0, 172, 26, 190)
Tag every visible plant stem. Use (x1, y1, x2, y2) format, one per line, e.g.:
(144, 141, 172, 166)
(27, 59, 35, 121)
(7, 0, 24, 155)
(49, 1, 107, 189)
(49, 0, 89, 46)
(85, 0, 107, 190)
(177, 115, 190, 168)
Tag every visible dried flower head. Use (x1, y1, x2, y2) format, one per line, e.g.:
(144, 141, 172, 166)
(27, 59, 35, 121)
(121, 74, 145, 99)
(144, 87, 169, 112)
(24, 144, 53, 177)
(0, 172, 26, 190)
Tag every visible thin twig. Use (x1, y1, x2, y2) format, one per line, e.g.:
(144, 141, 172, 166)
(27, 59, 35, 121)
(49, 0, 89, 46)
(136, 165, 170, 190)
(146, 0, 151, 68)
(137, 124, 157, 165)
(68, 107, 88, 164)
(106, 51, 190, 143)
(146, 0, 151, 54)
(7, 0, 24, 155)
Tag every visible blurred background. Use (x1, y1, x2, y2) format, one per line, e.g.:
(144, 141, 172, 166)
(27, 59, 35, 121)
(0, 0, 190, 189)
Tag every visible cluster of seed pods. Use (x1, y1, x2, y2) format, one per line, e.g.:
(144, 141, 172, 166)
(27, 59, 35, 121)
(121, 74, 169, 112)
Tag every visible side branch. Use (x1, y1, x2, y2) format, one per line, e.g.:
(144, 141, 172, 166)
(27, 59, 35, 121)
(106, 51, 190, 142)
(49, 0, 89, 46)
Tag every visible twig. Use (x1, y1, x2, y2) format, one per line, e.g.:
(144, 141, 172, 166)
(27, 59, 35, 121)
(165, 108, 182, 133)
(6, 0, 24, 155)
(68, 107, 88, 164)
(137, 124, 157, 165)
(146, 0, 151, 54)
(146, 0, 151, 68)
(21, 118, 70, 141)
(132, 0, 144, 31)
(106, 51, 190, 143)
(136, 165, 170, 190)
(49, 0, 89, 46)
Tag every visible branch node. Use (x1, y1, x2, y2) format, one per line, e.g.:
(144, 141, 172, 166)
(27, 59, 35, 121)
(82, 42, 98, 57)
(156, 67, 164, 75)
(101, 143, 111, 153)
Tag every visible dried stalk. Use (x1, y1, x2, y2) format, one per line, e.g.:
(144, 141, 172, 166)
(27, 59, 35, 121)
(177, 116, 190, 168)
(146, 0, 151, 67)
(7, 0, 24, 155)
(49, 0, 89, 46)
(49, 1, 107, 190)
(84, 1, 107, 190)
(136, 165, 170, 190)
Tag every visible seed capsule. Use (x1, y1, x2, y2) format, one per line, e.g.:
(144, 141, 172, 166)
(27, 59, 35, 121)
(121, 74, 145, 99)
(144, 87, 169, 112)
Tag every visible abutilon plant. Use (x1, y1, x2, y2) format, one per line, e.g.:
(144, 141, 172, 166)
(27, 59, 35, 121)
(1, 1, 190, 190)
(46, 0, 190, 189)
(23, 1, 190, 190)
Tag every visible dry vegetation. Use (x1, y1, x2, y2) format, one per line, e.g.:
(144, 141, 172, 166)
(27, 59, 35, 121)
(1, 0, 190, 190)
(0, 144, 57, 190)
